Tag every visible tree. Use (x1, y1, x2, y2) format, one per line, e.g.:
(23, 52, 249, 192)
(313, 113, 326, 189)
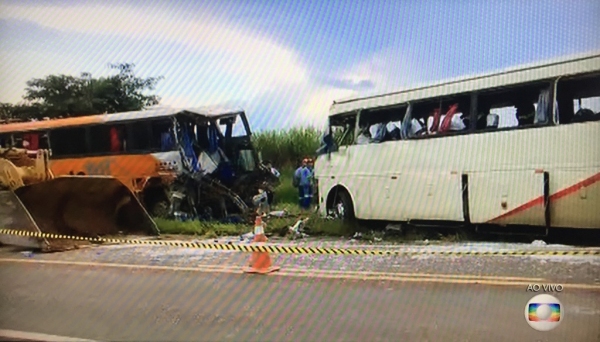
(1, 63, 164, 120)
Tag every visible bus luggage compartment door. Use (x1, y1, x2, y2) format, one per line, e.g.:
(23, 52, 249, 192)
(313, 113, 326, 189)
(468, 170, 547, 227)
(389, 171, 464, 222)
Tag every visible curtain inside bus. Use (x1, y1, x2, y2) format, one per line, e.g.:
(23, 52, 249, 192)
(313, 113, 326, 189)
(400, 104, 413, 140)
(23, 133, 39, 150)
(535, 88, 551, 125)
(161, 131, 175, 151)
(180, 124, 200, 172)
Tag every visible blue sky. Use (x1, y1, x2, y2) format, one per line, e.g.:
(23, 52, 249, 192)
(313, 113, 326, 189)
(1, 0, 599, 131)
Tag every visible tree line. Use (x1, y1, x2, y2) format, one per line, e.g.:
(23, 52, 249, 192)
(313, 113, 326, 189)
(0, 63, 164, 121)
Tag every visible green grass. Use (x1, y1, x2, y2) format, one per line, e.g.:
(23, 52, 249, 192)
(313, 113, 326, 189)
(271, 166, 298, 205)
(155, 211, 353, 239)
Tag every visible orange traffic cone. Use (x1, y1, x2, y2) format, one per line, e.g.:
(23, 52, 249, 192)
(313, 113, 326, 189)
(243, 216, 280, 274)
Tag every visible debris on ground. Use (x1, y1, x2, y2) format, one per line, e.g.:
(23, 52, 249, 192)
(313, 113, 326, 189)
(385, 223, 403, 232)
(531, 240, 547, 246)
(252, 190, 270, 216)
(349, 231, 385, 243)
(288, 218, 310, 240)
(268, 210, 288, 218)
(240, 232, 255, 243)
(20, 251, 33, 257)
(350, 232, 363, 241)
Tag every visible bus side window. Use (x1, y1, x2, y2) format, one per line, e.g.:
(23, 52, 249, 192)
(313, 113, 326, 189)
(150, 119, 175, 151)
(39, 133, 49, 149)
(126, 122, 152, 151)
(89, 125, 112, 154)
(88, 125, 126, 154)
(476, 83, 550, 129)
(556, 74, 600, 124)
(50, 127, 87, 157)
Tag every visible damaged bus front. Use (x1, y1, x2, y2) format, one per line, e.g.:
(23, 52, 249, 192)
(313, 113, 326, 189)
(163, 108, 281, 221)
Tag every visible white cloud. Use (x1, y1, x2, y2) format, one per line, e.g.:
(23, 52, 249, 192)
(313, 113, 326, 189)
(160, 47, 424, 130)
(0, 3, 423, 130)
(339, 47, 424, 95)
(294, 87, 357, 127)
(0, 5, 308, 102)
(287, 48, 424, 128)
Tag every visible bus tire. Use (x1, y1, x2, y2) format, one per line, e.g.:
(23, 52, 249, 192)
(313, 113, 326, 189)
(331, 189, 355, 222)
(150, 200, 170, 218)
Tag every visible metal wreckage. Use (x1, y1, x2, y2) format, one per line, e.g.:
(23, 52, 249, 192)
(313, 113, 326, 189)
(0, 107, 280, 251)
(157, 108, 281, 222)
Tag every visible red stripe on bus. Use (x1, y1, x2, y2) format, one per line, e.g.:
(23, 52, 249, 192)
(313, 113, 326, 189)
(488, 171, 600, 223)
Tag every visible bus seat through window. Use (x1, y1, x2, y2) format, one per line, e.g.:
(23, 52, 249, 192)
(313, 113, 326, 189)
(355, 126, 370, 144)
(439, 103, 460, 132)
(516, 102, 535, 126)
(572, 108, 597, 123)
(370, 123, 387, 143)
(486, 113, 499, 128)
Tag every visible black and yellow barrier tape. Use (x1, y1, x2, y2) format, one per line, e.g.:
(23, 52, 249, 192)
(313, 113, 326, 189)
(1, 228, 599, 256)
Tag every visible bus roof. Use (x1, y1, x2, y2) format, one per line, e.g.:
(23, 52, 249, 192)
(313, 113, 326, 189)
(329, 50, 600, 116)
(0, 105, 245, 134)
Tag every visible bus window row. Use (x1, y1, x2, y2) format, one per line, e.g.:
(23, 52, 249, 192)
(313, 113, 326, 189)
(343, 75, 600, 147)
(0, 120, 175, 157)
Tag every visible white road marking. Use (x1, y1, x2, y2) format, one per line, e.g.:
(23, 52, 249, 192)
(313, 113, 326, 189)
(0, 329, 100, 342)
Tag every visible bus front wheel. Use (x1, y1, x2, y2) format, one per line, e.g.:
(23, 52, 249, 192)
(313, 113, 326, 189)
(330, 190, 355, 221)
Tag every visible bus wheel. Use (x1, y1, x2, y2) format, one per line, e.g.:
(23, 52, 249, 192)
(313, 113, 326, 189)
(331, 190, 355, 221)
(150, 201, 170, 218)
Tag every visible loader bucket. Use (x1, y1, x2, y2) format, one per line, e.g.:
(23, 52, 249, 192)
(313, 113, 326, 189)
(0, 176, 159, 252)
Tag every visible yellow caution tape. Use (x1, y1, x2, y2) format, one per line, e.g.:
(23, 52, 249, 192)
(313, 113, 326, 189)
(1, 228, 599, 256)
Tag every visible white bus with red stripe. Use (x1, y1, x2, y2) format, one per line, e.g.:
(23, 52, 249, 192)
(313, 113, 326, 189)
(315, 51, 600, 231)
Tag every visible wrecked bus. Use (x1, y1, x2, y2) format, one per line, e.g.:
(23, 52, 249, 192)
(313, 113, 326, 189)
(315, 52, 600, 233)
(0, 106, 280, 222)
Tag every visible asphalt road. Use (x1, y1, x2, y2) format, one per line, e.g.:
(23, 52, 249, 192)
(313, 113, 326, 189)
(1, 260, 599, 342)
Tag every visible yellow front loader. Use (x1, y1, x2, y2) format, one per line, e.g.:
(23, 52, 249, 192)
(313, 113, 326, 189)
(0, 148, 159, 252)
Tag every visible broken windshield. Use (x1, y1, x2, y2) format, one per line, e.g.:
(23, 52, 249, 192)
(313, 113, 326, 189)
(217, 115, 248, 138)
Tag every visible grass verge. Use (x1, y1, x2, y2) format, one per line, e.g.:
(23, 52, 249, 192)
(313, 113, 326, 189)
(155, 211, 354, 240)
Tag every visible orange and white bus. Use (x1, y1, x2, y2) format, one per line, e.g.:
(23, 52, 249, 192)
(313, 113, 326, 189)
(0, 106, 280, 220)
(315, 51, 600, 232)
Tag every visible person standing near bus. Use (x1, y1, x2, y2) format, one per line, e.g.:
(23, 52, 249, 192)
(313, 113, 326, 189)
(293, 158, 312, 210)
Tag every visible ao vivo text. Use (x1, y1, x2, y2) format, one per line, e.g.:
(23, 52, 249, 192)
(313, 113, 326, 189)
(526, 284, 564, 292)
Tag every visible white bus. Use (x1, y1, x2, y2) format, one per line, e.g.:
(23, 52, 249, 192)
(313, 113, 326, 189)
(315, 51, 600, 232)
